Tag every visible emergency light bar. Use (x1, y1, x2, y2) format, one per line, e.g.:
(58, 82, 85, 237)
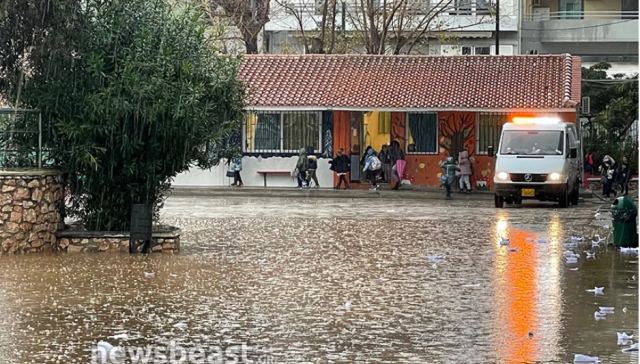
(511, 116, 562, 125)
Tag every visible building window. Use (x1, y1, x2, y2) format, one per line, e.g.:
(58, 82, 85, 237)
(244, 111, 321, 153)
(476, 113, 507, 154)
(476, 0, 491, 14)
(282, 112, 320, 152)
(475, 46, 490, 55)
(406, 113, 438, 154)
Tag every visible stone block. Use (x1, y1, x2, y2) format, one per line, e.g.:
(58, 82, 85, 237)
(9, 211, 22, 223)
(23, 209, 37, 223)
(31, 188, 43, 203)
(22, 200, 34, 209)
(14, 188, 30, 200)
(6, 222, 20, 233)
(27, 180, 40, 188)
(67, 244, 83, 253)
(1, 185, 15, 193)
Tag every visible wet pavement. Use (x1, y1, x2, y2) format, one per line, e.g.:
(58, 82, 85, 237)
(0, 196, 637, 363)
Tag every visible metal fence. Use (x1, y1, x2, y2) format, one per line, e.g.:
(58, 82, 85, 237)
(580, 117, 639, 150)
(0, 108, 54, 168)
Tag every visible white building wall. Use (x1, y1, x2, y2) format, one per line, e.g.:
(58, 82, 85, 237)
(174, 156, 334, 188)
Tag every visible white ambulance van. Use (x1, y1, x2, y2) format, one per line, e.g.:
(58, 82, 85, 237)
(493, 117, 581, 208)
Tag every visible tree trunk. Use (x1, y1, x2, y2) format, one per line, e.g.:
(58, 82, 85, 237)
(244, 34, 259, 54)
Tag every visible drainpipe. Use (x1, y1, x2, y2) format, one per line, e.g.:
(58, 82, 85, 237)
(495, 0, 500, 54)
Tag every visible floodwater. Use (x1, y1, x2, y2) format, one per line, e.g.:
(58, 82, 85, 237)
(0, 196, 637, 363)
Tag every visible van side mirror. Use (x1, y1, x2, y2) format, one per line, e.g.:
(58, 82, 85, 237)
(487, 146, 494, 157)
(570, 148, 577, 159)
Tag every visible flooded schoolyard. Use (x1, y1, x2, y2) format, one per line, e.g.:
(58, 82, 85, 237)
(0, 195, 637, 363)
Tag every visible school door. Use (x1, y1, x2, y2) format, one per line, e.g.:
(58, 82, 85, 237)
(349, 112, 363, 181)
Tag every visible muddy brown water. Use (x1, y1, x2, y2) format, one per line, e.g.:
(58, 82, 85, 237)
(0, 196, 637, 363)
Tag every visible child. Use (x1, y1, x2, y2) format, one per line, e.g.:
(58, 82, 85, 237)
(441, 156, 460, 199)
(307, 154, 319, 188)
(362, 148, 382, 191)
(330, 148, 351, 189)
(457, 150, 472, 193)
(617, 156, 631, 196)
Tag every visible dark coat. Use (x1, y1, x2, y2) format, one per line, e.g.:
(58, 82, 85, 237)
(330, 155, 350, 173)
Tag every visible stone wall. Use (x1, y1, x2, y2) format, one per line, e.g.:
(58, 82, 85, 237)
(55, 229, 180, 253)
(0, 170, 64, 254)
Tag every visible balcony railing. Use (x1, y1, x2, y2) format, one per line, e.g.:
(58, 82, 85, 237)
(525, 10, 639, 21)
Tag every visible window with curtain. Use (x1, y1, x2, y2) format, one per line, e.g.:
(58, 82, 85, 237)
(378, 112, 391, 134)
(283, 112, 320, 152)
(244, 112, 321, 153)
(407, 113, 438, 153)
(253, 113, 280, 151)
(476, 113, 507, 154)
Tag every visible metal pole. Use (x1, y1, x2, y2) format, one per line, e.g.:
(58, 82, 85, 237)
(495, 0, 500, 55)
(38, 112, 42, 168)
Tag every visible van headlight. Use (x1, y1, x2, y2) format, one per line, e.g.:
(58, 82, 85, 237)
(496, 172, 509, 181)
(547, 172, 562, 181)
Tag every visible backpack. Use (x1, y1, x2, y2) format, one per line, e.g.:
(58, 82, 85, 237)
(370, 155, 382, 171)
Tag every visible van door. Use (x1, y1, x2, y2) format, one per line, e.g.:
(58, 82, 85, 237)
(566, 126, 579, 188)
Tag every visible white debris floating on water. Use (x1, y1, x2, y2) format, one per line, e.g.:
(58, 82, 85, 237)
(143, 272, 155, 278)
(499, 237, 510, 246)
(573, 353, 601, 363)
(622, 343, 639, 353)
(617, 332, 633, 345)
(620, 247, 639, 255)
(586, 287, 605, 295)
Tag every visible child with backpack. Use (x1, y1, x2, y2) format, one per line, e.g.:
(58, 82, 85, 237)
(363, 147, 382, 191)
(441, 156, 460, 199)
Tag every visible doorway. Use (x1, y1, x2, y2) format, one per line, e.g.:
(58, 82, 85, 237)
(349, 112, 363, 181)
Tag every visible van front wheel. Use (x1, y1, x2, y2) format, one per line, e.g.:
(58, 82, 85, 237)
(495, 195, 504, 208)
(558, 187, 569, 208)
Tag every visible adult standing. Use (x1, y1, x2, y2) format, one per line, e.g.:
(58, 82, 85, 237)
(583, 150, 594, 188)
(379, 144, 391, 182)
(295, 148, 309, 189)
(388, 140, 405, 190)
(617, 156, 631, 195)
(330, 148, 351, 189)
(599, 155, 616, 198)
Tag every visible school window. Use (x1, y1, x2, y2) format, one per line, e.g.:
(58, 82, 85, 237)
(476, 113, 507, 154)
(406, 113, 438, 154)
(244, 111, 321, 153)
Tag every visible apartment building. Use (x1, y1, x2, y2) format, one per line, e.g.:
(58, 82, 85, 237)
(264, 0, 520, 56)
(521, 0, 638, 75)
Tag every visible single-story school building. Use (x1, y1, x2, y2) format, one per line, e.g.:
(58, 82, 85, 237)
(174, 54, 581, 189)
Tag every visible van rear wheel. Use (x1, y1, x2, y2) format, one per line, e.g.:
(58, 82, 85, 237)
(494, 194, 504, 208)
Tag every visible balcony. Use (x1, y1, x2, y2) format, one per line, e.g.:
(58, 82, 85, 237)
(523, 10, 639, 43)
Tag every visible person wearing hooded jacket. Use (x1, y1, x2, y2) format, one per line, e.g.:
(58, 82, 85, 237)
(457, 150, 472, 193)
(295, 148, 309, 189)
(441, 156, 460, 199)
(362, 148, 381, 190)
(306, 154, 320, 188)
(599, 155, 616, 198)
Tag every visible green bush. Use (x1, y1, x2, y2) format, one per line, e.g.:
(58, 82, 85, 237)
(7, 0, 244, 230)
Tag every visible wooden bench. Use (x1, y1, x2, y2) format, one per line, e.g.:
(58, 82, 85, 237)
(256, 170, 292, 187)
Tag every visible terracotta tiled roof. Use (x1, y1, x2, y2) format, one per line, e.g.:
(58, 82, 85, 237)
(239, 54, 581, 111)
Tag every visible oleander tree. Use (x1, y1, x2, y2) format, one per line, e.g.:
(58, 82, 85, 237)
(0, 0, 245, 230)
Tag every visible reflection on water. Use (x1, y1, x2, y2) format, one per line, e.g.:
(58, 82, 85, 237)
(0, 197, 636, 363)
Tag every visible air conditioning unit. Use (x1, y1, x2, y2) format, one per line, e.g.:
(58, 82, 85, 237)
(581, 96, 591, 115)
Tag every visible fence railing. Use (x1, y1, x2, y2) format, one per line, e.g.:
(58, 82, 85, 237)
(525, 10, 639, 21)
(0, 108, 53, 168)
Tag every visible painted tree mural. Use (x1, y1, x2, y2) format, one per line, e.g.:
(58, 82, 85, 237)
(439, 112, 475, 159)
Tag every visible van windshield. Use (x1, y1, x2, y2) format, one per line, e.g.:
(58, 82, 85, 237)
(500, 131, 564, 155)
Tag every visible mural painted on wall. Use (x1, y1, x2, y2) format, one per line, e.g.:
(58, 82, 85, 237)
(390, 112, 406, 148)
(438, 112, 475, 159)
